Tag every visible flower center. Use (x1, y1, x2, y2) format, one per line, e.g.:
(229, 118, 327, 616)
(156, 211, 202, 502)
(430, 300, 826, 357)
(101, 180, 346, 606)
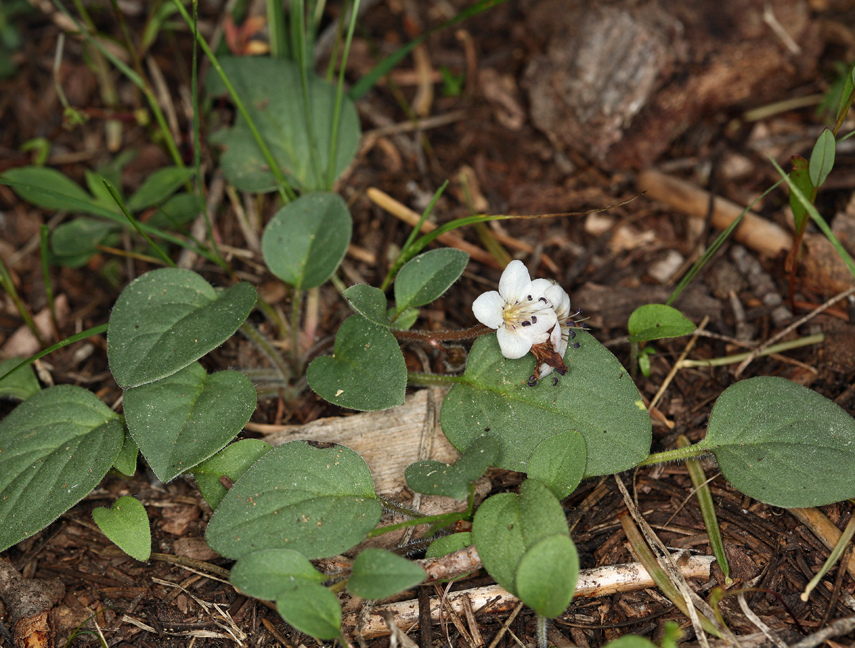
(502, 295, 548, 330)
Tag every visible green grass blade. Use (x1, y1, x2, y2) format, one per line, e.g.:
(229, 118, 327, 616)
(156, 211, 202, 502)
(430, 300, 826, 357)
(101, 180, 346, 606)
(103, 180, 176, 268)
(327, 0, 361, 189)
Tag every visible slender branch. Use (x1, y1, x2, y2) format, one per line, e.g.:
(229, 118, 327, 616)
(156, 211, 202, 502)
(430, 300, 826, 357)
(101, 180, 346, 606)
(392, 324, 491, 343)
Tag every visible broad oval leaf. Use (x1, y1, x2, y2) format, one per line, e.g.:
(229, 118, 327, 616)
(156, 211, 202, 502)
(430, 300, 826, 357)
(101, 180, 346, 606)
(394, 248, 469, 312)
(405, 435, 498, 500)
(92, 496, 151, 562)
(125, 167, 195, 212)
(698, 376, 855, 507)
(348, 548, 427, 599)
(262, 192, 352, 290)
(0, 385, 124, 552)
(526, 430, 586, 500)
(343, 284, 392, 327)
(51, 218, 121, 258)
(277, 582, 342, 640)
(808, 128, 836, 188)
(207, 56, 360, 193)
(148, 193, 205, 229)
(307, 315, 407, 411)
(627, 304, 695, 342)
(191, 439, 273, 510)
(107, 268, 257, 388)
(206, 441, 382, 560)
(123, 363, 256, 482)
(441, 332, 651, 476)
(515, 534, 578, 618)
(231, 548, 324, 600)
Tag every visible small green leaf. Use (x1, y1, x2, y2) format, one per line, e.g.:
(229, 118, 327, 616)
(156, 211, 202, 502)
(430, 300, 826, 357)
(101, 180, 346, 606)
(206, 441, 382, 560)
(0, 385, 124, 552)
(107, 268, 257, 388)
(627, 304, 695, 342)
(526, 430, 586, 500)
(441, 332, 651, 477)
(391, 307, 419, 330)
(148, 193, 205, 228)
(207, 57, 360, 193)
(123, 363, 256, 482)
(92, 496, 151, 562)
(809, 128, 836, 188)
(515, 534, 578, 618)
(836, 62, 855, 122)
(125, 167, 195, 212)
(113, 433, 139, 476)
(85, 170, 120, 210)
(697, 377, 855, 507)
(343, 284, 392, 327)
(405, 435, 498, 500)
(788, 155, 812, 233)
(307, 315, 407, 411)
(0, 357, 40, 401)
(1, 167, 100, 212)
(51, 217, 121, 258)
(394, 248, 469, 312)
(230, 548, 324, 600)
(277, 582, 342, 640)
(471, 493, 523, 593)
(348, 548, 427, 599)
(602, 636, 659, 648)
(191, 440, 273, 509)
(425, 532, 472, 559)
(261, 192, 352, 290)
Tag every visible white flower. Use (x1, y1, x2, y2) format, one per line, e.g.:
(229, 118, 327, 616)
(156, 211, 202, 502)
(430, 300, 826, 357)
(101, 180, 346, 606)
(538, 283, 573, 379)
(472, 260, 557, 359)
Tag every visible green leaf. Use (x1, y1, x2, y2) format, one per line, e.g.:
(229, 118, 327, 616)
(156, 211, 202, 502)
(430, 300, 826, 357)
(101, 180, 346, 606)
(348, 548, 427, 599)
(343, 285, 392, 327)
(809, 128, 836, 188)
(206, 441, 382, 560)
(697, 377, 855, 507)
(277, 582, 342, 640)
(515, 534, 578, 618)
(230, 548, 324, 600)
(425, 532, 472, 559)
(113, 433, 139, 476)
(627, 304, 695, 342)
(92, 495, 151, 562)
(391, 307, 419, 330)
(51, 217, 121, 258)
(0, 357, 40, 401)
(526, 430, 586, 500)
(788, 155, 812, 233)
(602, 636, 658, 648)
(123, 363, 256, 482)
(107, 268, 257, 388)
(1, 167, 102, 212)
(207, 57, 360, 193)
(441, 332, 651, 476)
(191, 439, 273, 509)
(394, 248, 469, 312)
(148, 193, 205, 229)
(405, 435, 498, 500)
(261, 192, 352, 290)
(471, 479, 570, 596)
(836, 62, 855, 123)
(307, 315, 407, 411)
(125, 167, 195, 212)
(0, 385, 124, 552)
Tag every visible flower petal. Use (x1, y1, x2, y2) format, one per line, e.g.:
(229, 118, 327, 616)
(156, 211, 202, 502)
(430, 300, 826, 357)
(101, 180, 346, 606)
(496, 326, 532, 359)
(545, 284, 571, 317)
(498, 260, 531, 303)
(529, 278, 554, 299)
(472, 291, 505, 328)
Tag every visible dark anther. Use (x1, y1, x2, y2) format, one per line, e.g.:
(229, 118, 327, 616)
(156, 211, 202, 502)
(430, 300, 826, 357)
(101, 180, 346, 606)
(569, 329, 576, 339)
(552, 376, 559, 386)
(527, 294, 533, 301)
(484, 427, 491, 432)
(527, 375, 538, 387)
(572, 342, 580, 349)
(531, 315, 537, 324)
(521, 320, 531, 327)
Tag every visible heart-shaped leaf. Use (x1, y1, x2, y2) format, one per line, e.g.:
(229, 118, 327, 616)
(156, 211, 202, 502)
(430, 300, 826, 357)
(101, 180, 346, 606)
(627, 304, 695, 342)
(277, 582, 342, 640)
(697, 376, 855, 507)
(0, 357, 40, 401)
(107, 268, 257, 388)
(262, 192, 352, 291)
(191, 439, 273, 509)
(343, 285, 392, 327)
(125, 167, 195, 212)
(525, 430, 586, 500)
(441, 332, 651, 476)
(230, 548, 325, 600)
(0, 385, 124, 552)
(92, 496, 151, 561)
(123, 363, 256, 482)
(348, 548, 427, 599)
(307, 315, 407, 411)
(394, 248, 469, 313)
(207, 56, 360, 193)
(515, 534, 578, 618)
(206, 441, 382, 560)
(405, 435, 497, 500)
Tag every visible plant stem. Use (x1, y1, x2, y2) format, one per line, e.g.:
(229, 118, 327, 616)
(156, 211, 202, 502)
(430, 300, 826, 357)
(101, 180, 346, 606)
(393, 324, 491, 343)
(676, 333, 824, 368)
(326, 0, 360, 189)
(291, 288, 303, 374)
(0, 257, 45, 348)
(636, 444, 714, 467)
(536, 615, 548, 648)
(407, 372, 464, 387)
